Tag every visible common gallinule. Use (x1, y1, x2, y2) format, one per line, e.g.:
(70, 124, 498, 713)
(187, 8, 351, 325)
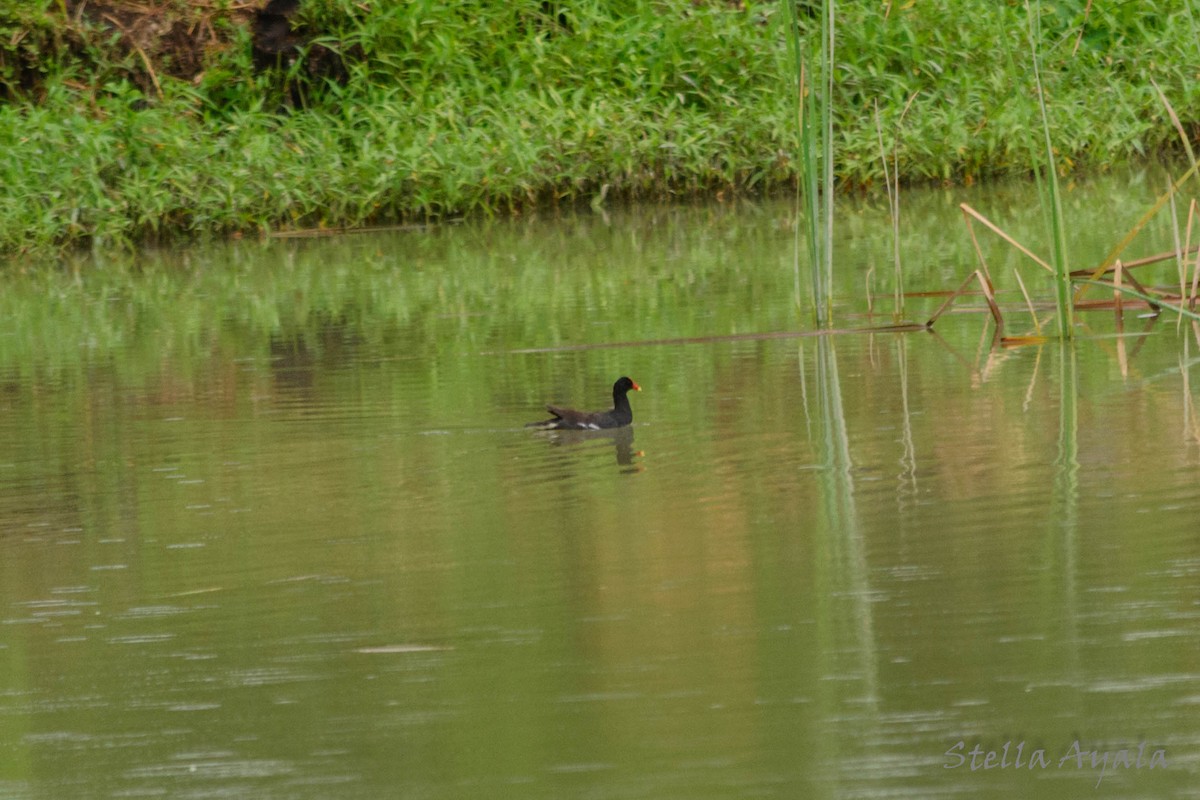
(527, 376, 641, 430)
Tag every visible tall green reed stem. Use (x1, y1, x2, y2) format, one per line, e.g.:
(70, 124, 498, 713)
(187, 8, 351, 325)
(874, 93, 916, 321)
(1027, 0, 1074, 339)
(785, 0, 836, 328)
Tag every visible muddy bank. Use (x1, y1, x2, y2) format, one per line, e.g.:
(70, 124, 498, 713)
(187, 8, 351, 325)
(1, 0, 340, 100)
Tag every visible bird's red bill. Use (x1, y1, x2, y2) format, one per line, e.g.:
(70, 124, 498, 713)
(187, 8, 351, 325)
(632, 381, 641, 391)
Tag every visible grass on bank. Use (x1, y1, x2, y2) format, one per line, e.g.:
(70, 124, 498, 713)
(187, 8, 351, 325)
(2, 0, 1200, 256)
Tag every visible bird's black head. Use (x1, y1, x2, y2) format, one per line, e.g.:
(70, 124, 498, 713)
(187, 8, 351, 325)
(614, 376, 641, 394)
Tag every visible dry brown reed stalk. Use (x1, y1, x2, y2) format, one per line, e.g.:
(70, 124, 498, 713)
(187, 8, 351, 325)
(927, 270, 1004, 334)
(954, 203, 1061, 342)
(960, 203, 1052, 275)
(1068, 245, 1200, 277)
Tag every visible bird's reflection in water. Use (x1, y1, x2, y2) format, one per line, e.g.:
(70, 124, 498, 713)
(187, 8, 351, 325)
(538, 425, 643, 470)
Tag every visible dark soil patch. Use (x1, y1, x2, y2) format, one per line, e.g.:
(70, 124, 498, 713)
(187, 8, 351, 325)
(67, 0, 250, 86)
(2, 1, 339, 101)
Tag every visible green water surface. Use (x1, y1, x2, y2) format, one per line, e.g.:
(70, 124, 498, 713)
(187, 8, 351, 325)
(1, 170, 1199, 799)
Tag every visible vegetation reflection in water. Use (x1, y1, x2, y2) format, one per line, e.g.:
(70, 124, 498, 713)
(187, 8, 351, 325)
(1, 177, 1199, 799)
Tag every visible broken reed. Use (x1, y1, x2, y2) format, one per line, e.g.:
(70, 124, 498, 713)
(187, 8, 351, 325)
(929, 210, 1200, 342)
